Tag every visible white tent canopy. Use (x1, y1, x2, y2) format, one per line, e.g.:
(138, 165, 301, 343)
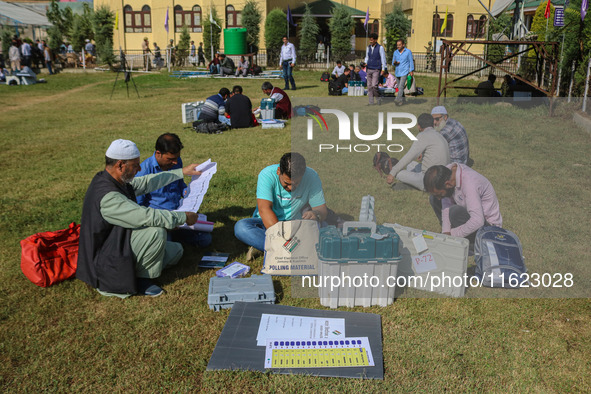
(491, 0, 515, 17)
(0, 1, 51, 27)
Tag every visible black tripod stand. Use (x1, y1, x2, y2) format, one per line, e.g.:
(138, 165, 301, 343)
(110, 50, 140, 99)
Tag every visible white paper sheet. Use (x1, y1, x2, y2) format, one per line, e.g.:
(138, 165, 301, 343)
(176, 159, 217, 213)
(412, 252, 438, 274)
(256, 314, 346, 346)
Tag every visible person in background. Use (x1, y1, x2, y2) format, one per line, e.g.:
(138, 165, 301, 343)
(335, 67, 350, 94)
(358, 62, 367, 84)
(317, 40, 325, 62)
(43, 43, 53, 75)
(219, 54, 235, 76)
(9, 40, 21, 73)
(431, 106, 470, 165)
(501, 74, 516, 97)
(474, 74, 500, 97)
(261, 81, 292, 119)
(235, 56, 249, 77)
(364, 33, 387, 106)
(198, 42, 206, 66)
(225, 85, 254, 128)
(20, 40, 31, 67)
(208, 53, 220, 74)
(279, 35, 297, 90)
(198, 87, 231, 125)
(189, 40, 196, 66)
(142, 37, 151, 71)
(386, 113, 450, 191)
(391, 39, 414, 106)
(331, 60, 345, 79)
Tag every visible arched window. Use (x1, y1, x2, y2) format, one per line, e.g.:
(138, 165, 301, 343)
(466, 14, 475, 38)
(141, 5, 151, 32)
(432, 13, 453, 37)
(192, 5, 202, 31)
(124, 4, 151, 32)
(175, 4, 202, 32)
(124, 5, 133, 32)
(369, 19, 379, 36)
(226, 5, 241, 28)
(432, 14, 440, 37)
(467, 14, 487, 38)
(478, 15, 487, 38)
(175, 5, 184, 30)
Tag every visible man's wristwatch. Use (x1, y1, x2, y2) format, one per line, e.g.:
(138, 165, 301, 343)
(313, 210, 321, 221)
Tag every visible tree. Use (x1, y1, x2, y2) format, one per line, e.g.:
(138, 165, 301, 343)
(203, 8, 222, 61)
(384, 4, 411, 59)
(521, 1, 557, 81)
(329, 5, 354, 62)
(530, 1, 555, 40)
(1, 27, 12, 58)
(487, 12, 511, 64)
(46, 0, 73, 40)
(177, 25, 191, 66)
(242, 0, 261, 53)
(264, 8, 287, 66)
(69, 3, 93, 52)
(47, 25, 63, 55)
(298, 4, 319, 64)
(557, 0, 591, 96)
(91, 6, 115, 65)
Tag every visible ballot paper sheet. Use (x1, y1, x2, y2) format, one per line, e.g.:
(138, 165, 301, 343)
(176, 159, 217, 213)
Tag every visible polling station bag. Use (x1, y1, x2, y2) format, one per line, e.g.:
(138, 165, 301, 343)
(320, 72, 330, 82)
(262, 220, 319, 276)
(474, 226, 527, 288)
(20, 222, 80, 287)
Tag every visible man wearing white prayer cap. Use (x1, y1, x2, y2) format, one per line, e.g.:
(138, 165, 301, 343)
(430, 106, 470, 165)
(77, 139, 202, 297)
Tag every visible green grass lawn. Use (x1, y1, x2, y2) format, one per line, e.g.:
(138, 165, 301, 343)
(0, 70, 590, 392)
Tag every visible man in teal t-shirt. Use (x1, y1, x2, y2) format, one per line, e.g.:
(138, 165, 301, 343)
(234, 153, 328, 258)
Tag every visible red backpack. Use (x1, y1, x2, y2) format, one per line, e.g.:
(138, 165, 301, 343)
(20, 222, 80, 287)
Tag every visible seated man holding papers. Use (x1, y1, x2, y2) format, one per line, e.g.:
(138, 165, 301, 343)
(137, 133, 212, 247)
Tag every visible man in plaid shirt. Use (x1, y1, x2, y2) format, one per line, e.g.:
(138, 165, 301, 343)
(431, 106, 470, 165)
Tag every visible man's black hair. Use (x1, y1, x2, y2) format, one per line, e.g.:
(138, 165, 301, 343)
(417, 113, 434, 129)
(155, 133, 183, 154)
(232, 85, 243, 94)
(397, 39, 405, 44)
(261, 81, 273, 91)
(423, 165, 452, 192)
(369, 33, 378, 40)
(282, 35, 288, 40)
(219, 87, 230, 97)
(279, 152, 306, 179)
(488, 74, 497, 83)
(343, 68, 350, 73)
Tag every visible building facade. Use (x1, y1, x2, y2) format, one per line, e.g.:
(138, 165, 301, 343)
(96, 0, 494, 57)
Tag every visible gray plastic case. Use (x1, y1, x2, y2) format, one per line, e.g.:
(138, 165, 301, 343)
(383, 223, 469, 297)
(208, 274, 276, 311)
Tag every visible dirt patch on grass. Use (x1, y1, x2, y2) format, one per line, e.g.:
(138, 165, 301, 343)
(0, 81, 107, 115)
